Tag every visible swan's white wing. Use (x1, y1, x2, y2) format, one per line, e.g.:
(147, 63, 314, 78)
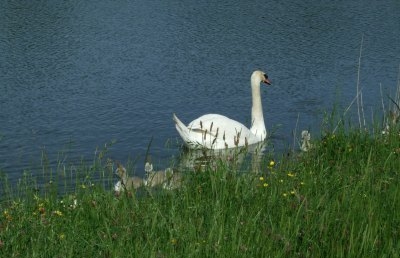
(186, 114, 253, 148)
(188, 114, 247, 136)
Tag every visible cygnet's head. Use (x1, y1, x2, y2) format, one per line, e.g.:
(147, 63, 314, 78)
(115, 163, 127, 178)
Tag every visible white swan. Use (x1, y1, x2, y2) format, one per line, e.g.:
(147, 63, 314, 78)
(173, 70, 271, 149)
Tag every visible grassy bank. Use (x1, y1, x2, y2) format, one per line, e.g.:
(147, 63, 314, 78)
(1, 125, 399, 257)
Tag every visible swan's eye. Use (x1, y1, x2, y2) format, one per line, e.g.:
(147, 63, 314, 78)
(264, 74, 268, 79)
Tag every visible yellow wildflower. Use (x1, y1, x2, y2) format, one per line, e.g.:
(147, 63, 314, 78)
(283, 193, 288, 197)
(287, 172, 295, 177)
(259, 177, 264, 181)
(171, 238, 177, 245)
(269, 160, 275, 167)
(59, 233, 65, 240)
(3, 210, 12, 222)
(263, 183, 269, 187)
(53, 210, 63, 216)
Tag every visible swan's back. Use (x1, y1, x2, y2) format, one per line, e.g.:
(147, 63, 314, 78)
(175, 113, 262, 149)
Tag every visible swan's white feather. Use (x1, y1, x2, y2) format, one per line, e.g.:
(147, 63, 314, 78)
(174, 113, 264, 149)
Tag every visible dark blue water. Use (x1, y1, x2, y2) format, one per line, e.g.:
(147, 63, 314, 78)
(1, 1, 399, 182)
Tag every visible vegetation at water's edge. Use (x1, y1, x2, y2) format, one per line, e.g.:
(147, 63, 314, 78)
(1, 122, 400, 257)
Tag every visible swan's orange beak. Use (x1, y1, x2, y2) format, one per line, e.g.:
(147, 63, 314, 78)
(263, 78, 271, 85)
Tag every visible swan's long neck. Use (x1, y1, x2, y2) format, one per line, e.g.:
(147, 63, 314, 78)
(120, 173, 128, 185)
(250, 76, 266, 140)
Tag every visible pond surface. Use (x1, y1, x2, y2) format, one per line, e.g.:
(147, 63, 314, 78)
(1, 0, 399, 182)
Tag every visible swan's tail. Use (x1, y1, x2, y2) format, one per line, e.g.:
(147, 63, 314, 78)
(173, 113, 191, 144)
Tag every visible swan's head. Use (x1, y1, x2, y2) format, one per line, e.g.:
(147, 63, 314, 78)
(252, 70, 271, 85)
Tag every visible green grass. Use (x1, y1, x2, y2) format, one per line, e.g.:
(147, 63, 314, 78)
(1, 126, 400, 257)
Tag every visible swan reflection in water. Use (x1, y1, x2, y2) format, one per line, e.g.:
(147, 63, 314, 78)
(175, 141, 268, 174)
